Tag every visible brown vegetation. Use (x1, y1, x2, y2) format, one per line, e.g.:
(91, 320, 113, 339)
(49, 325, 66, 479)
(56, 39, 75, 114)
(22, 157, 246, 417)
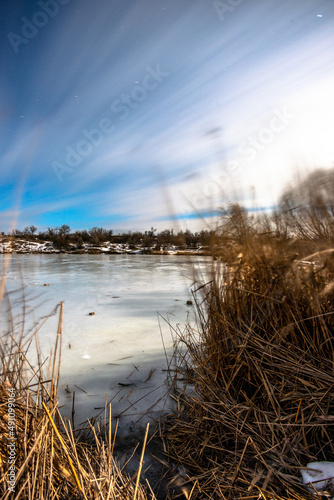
(164, 188, 334, 499)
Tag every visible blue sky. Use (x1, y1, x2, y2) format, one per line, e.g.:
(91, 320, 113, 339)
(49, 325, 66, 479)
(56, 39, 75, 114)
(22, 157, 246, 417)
(1, 0, 334, 232)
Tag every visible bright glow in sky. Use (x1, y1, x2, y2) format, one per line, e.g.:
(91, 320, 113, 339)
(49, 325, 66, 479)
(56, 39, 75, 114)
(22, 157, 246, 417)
(0, 0, 334, 232)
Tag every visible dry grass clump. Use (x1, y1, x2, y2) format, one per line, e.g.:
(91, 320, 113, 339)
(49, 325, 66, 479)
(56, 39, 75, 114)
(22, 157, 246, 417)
(165, 237, 334, 499)
(0, 299, 151, 499)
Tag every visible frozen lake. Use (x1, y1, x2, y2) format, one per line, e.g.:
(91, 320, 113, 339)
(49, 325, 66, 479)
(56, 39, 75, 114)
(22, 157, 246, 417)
(0, 254, 210, 433)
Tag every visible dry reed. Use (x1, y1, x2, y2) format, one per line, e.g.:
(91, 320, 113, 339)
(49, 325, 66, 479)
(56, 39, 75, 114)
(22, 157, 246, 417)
(0, 295, 152, 499)
(165, 235, 334, 499)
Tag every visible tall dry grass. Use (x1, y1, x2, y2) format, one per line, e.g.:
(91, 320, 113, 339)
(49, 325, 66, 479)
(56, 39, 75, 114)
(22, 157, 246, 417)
(165, 230, 334, 499)
(0, 292, 153, 499)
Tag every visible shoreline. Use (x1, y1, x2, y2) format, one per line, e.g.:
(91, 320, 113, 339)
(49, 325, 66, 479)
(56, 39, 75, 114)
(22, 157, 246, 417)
(0, 236, 209, 256)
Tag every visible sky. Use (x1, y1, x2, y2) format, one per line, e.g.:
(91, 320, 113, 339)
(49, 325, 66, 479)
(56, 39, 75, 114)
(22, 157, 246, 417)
(0, 0, 334, 233)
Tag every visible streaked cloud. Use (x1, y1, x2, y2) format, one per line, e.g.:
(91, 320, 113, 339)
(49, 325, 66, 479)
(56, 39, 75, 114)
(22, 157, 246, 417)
(0, 0, 334, 231)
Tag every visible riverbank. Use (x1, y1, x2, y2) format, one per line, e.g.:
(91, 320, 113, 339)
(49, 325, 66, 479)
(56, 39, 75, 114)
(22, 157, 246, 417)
(0, 236, 208, 255)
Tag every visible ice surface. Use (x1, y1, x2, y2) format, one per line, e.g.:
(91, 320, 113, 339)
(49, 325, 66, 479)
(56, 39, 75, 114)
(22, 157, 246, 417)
(0, 254, 210, 434)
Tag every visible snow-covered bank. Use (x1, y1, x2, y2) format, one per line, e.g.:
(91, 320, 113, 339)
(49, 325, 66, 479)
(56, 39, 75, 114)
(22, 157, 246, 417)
(0, 236, 207, 255)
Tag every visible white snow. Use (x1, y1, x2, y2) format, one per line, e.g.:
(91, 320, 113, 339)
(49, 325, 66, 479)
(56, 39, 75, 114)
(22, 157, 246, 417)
(301, 462, 334, 493)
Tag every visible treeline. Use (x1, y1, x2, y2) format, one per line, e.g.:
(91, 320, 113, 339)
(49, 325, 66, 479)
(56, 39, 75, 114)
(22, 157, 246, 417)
(11, 225, 215, 251)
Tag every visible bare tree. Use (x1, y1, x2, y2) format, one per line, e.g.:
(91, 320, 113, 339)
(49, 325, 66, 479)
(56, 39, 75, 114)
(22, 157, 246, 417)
(59, 224, 71, 236)
(219, 203, 255, 244)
